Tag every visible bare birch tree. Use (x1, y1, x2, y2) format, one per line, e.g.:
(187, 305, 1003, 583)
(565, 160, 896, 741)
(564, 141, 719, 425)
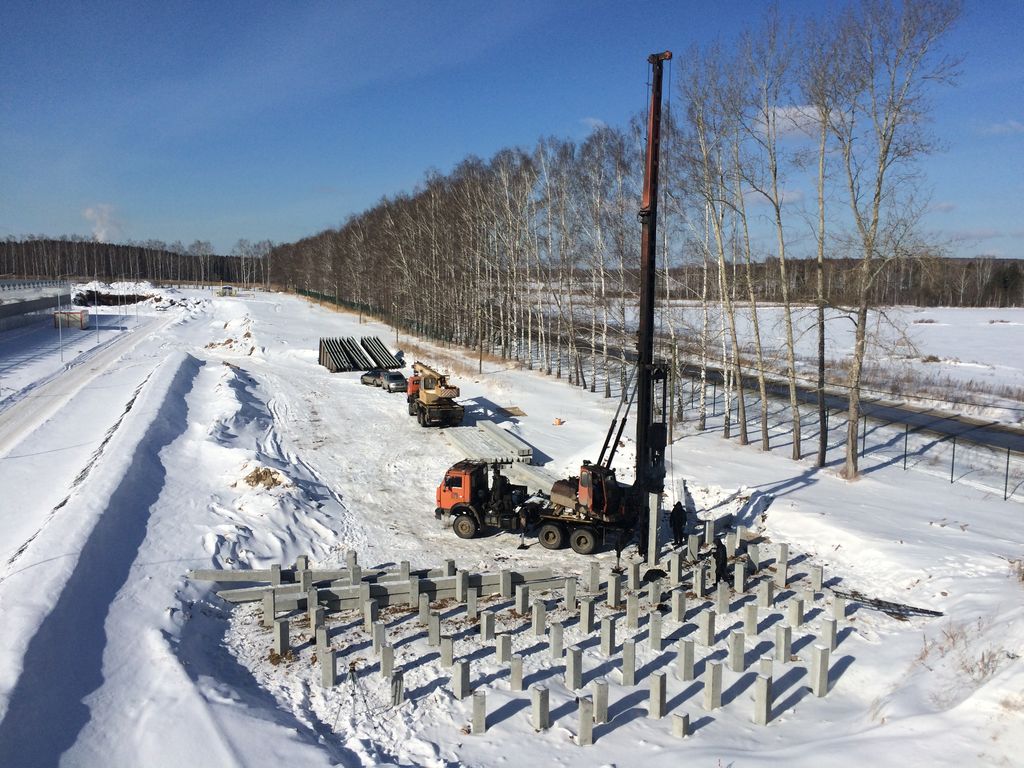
(827, 0, 961, 477)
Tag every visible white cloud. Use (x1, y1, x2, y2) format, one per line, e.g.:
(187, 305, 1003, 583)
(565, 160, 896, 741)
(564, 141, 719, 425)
(772, 105, 819, 137)
(744, 186, 804, 206)
(780, 187, 804, 205)
(981, 120, 1024, 136)
(949, 227, 1003, 241)
(930, 201, 956, 213)
(581, 117, 606, 132)
(82, 203, 122, 242)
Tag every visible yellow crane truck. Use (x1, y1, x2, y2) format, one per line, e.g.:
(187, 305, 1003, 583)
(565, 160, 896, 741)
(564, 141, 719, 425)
(406, 361, 465, 427)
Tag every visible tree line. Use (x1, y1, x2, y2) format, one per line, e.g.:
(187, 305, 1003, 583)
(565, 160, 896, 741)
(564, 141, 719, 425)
(0, 236, 272, 288)
(669, 256, 1024, 309)
(270, 1, 975, 479)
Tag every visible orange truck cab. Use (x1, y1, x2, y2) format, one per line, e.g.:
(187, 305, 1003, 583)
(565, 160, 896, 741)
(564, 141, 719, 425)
(435, 461, 531, 538)
(436, 461, 482, 513)
(405, 374, 421, 414)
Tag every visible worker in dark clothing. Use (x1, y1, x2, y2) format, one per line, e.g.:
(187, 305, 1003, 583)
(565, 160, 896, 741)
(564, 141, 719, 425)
(669, 501, 685, 547)
(713, 538, 728, 585)
(491, 466, 510, 512)
(636, 513, 649, 559)
(490, 466, 506, 502)
(614, 528, 628, 570)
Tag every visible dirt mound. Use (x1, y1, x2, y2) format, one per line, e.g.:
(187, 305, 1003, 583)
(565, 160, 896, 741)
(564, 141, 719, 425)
(243, 466, 286, 489)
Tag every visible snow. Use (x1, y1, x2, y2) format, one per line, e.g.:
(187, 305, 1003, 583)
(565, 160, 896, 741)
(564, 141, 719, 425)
(0, 287, 1021, 766)
(652, 302, 1024, 423)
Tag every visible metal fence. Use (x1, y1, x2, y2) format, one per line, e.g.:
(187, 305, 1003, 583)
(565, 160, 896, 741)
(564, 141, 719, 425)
(673, 377, 1023, 503)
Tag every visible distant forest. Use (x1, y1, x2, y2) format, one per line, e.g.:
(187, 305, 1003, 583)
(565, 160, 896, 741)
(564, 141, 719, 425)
(3, 236, 1020, 309)
(0, 237, 271, 287)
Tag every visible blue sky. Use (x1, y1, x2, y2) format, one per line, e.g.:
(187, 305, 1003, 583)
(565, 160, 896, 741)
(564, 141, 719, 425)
(1, 0, 1021, 257)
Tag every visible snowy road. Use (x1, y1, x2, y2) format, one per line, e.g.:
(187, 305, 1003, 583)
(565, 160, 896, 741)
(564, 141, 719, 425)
(0, 314, 171, 457)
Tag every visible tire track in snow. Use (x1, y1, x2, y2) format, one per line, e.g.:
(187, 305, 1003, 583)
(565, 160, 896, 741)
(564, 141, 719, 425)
(1, 370, 155, 580)
(0, 354, 203, 766)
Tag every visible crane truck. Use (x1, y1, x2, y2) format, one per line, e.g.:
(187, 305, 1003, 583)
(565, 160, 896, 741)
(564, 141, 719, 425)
(434, 51, 673, 558)
(435, 457, 637, 555)
(406, 361, 465, 427)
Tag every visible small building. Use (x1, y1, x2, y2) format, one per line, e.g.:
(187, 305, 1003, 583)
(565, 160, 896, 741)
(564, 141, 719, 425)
(54, 309, 90, 329)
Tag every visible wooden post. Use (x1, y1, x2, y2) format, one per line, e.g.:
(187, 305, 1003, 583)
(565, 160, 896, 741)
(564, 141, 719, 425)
(1006, 448, 1012, 501)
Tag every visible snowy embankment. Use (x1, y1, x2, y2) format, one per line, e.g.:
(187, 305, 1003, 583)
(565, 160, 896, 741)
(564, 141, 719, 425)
(0, 288, 1020, 766)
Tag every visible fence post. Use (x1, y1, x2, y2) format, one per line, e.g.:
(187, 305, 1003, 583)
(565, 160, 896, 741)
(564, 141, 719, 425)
(1005, 448, 1011, 501)
(950, 435, 957, 484)
(903, 422, 909, 470)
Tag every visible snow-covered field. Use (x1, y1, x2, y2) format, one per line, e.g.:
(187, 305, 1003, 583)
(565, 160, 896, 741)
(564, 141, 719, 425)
(0, 287, 1021, 767)
(649, 301, 1024, 423)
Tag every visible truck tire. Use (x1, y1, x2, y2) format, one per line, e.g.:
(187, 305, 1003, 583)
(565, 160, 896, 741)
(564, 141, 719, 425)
(569, 526, 597, 555)
(418, 408, 428, 427)
(452, 513, 478, 539)
(538, 522, 566, 550)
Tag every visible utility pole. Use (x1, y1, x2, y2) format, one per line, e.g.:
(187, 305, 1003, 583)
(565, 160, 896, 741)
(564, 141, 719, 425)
(56, 281, 64, 363)
(636, 51, 672, 566)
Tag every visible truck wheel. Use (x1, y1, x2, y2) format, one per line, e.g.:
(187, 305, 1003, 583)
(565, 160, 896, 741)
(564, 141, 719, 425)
(418, 409, 427, 427)
(538, 522, 566, 550)
(569, 526, 597, 555)
(453, 514, 478, 539)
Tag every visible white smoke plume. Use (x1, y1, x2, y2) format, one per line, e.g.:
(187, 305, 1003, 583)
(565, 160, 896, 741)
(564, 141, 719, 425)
(82, 203, 122, 242)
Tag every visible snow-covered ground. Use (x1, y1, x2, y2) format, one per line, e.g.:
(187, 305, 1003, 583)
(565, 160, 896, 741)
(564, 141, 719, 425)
(0, 287, 1021, 767)
(649, 302, 1024, 423)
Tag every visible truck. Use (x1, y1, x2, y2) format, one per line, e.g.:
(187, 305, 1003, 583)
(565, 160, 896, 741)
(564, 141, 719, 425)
(434, 456, 639, 555)
(406, 361, 465, 427)
(435, 461, 536, 539)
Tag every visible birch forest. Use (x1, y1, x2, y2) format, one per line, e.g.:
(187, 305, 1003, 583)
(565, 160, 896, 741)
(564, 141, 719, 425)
(271, 1, 969, 478)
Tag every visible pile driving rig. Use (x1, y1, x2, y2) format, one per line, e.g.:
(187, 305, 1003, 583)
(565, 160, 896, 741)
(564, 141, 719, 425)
(435, 51, 673, 558)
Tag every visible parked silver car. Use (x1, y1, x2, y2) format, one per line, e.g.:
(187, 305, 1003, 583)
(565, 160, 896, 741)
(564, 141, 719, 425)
(382, 371, 407, 392)
(360, 369, 385, 386)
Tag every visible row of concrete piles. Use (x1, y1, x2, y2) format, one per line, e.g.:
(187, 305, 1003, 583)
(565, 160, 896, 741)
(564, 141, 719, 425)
(215, 527, 850, 746)
(463, 532, 847, 742)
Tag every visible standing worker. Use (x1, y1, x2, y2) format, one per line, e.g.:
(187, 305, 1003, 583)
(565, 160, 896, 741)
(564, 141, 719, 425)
(636, 513, 649, 559)
(669, 501, 685, 547)
(714, 537, 728, 585)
